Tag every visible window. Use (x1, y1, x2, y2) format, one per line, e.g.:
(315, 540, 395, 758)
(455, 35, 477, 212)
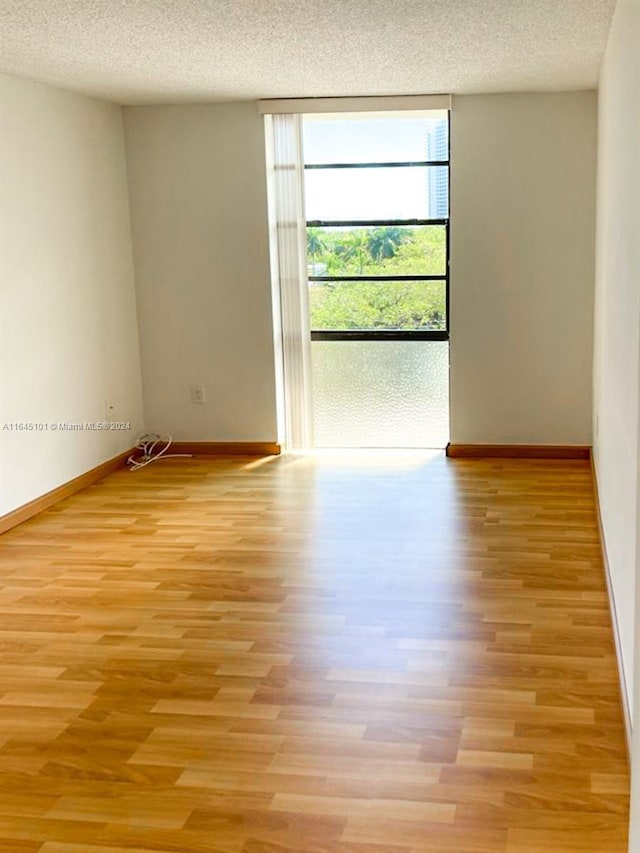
(303, 112, 450, 342)
(262, 102, 451, 450)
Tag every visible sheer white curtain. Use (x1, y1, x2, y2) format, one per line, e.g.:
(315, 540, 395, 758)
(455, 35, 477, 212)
(264, 113, 313, 450)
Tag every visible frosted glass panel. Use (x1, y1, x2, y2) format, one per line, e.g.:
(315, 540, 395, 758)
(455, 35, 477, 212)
(312, 341, 449, 448)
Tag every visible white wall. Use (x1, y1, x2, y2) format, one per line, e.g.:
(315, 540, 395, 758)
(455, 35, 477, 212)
(0, 74, 143, 516)
(450, 93, 597, 445)
(592, 1, 640, 849)
(124, 96, 596, 449)
(124, 103, 278, 442)
(593, 0, 640, 730)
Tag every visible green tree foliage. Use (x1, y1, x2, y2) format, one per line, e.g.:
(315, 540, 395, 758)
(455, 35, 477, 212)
(307, 226, 446, 330)
(367, 226, 408, 261)
(307, 228, 327, 259)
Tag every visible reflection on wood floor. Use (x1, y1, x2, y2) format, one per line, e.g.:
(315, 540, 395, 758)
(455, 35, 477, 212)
(0, 451, 629, 852)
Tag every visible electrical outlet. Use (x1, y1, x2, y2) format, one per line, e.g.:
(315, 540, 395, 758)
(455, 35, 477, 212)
(191, 384, 206, 405)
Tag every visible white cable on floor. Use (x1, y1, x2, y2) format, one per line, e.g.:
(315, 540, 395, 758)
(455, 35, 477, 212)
(126, 433, 192, 470)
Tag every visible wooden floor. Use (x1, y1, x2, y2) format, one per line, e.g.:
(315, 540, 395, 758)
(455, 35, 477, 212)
(0, 452, 629, 852)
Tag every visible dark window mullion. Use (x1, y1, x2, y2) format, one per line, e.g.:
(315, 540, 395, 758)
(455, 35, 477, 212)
(305, 160, 449, 170)
(307, 218, 448, 228)
(311, 330, 449, 342)
(309, 275, 446, 283)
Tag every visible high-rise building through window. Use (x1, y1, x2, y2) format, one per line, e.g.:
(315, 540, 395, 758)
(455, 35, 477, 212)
(426, 122, 448, 218)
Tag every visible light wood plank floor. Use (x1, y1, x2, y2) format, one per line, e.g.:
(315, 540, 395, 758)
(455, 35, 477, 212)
(0, 452, 629, 852)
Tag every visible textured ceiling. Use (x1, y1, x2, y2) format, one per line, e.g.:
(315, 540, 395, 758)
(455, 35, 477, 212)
(0, 0, 616, 105)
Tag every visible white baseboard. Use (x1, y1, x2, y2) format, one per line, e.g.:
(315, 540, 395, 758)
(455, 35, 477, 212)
(591, 458, 632, 756)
